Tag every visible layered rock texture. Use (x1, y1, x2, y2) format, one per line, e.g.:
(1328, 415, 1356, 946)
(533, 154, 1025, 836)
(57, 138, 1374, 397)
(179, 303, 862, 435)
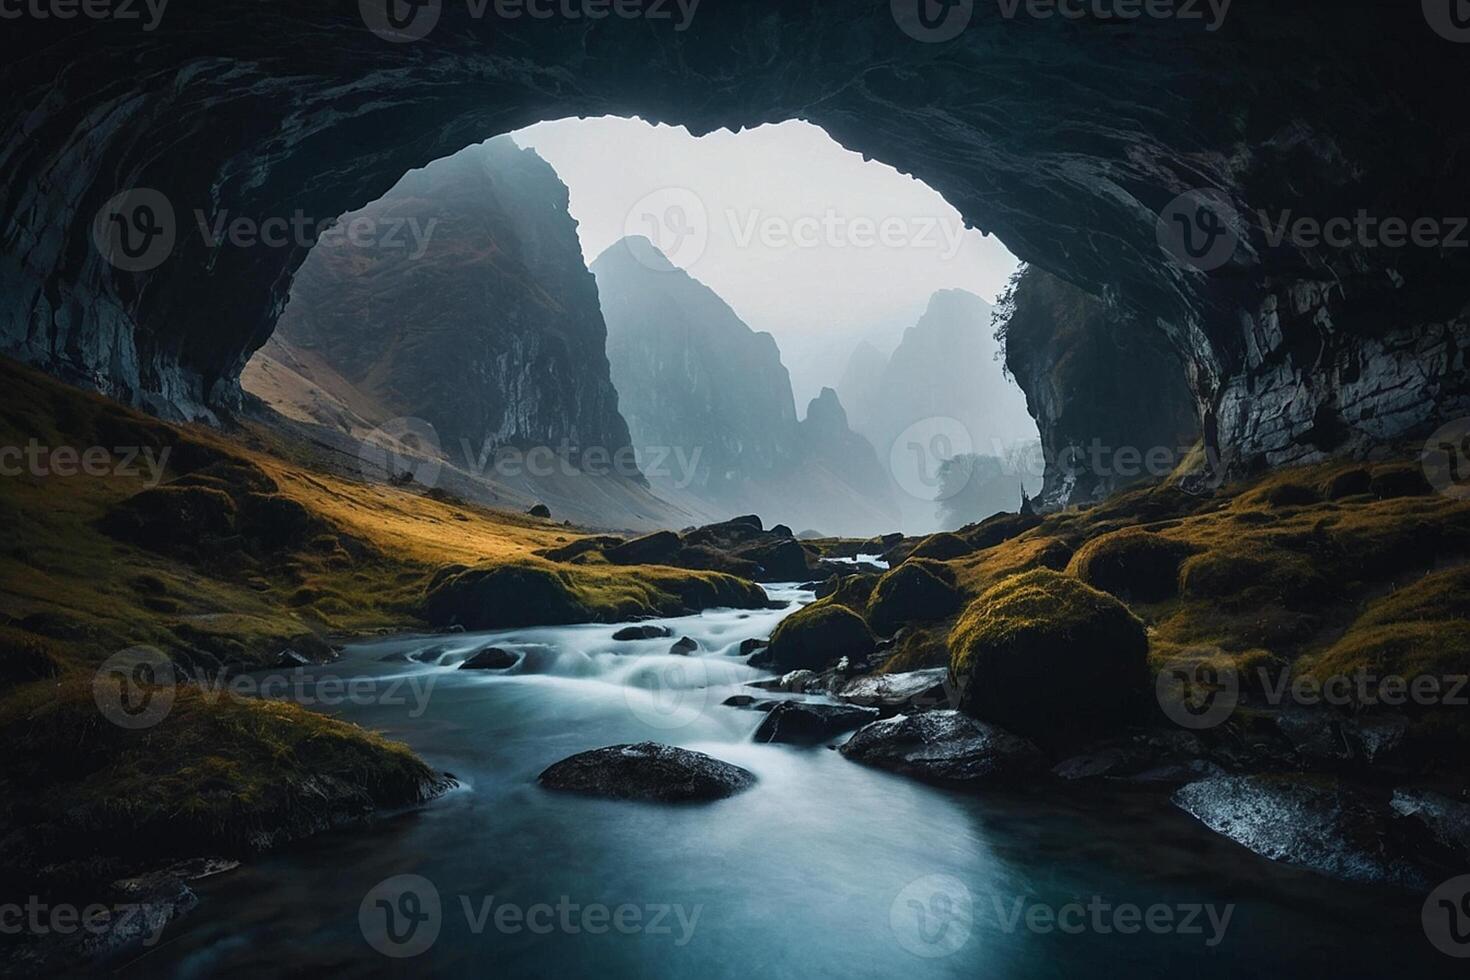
(1000, 267, 1201, 507)
(592, 237, 898, 534)
(2, 5, 1467, 477)
(255, 137, 632, 464)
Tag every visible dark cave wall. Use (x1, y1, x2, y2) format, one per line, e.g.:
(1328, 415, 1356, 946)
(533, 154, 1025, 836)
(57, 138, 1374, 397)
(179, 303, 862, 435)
(1, 2, 1467, 474)
(1002, 267, 1200, 508)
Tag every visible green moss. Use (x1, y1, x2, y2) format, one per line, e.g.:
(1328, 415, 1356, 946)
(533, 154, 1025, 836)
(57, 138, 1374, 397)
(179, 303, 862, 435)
(0, 677, 441, 888)
(765, 603, 876, 671)
(1068, 527, 1198, 602)
(905, 532, 975, 562)
(814, 573, 879, 614)
(947, 569, 1148, 739)
(420, 560, 766, 630)
(866, 560, 961, 636)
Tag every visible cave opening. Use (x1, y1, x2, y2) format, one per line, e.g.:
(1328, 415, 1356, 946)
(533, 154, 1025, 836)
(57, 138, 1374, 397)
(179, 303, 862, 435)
(244, 115, 1045, 537)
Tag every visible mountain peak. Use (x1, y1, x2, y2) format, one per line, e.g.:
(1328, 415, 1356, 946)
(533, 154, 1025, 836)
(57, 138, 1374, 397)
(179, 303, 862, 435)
(594, 235, 678, 273)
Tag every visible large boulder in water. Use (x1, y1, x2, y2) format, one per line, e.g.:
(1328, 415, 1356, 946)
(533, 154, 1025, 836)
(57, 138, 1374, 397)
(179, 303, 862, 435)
(947, 569, 1148, 739)
(764, 604, 876, 672)
(1173, 775, 1434, 887)
(836, 668, 952, 712)
(421, 564, 589, 629)
(865, 560, 961, 636)
(840, 711, 1045, 785)
(537, 742, 756, 802)
(752, 700, 879, 744)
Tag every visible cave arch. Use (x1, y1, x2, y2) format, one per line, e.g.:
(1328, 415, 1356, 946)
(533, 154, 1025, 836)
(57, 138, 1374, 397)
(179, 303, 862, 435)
(2, 2, 1466, 472)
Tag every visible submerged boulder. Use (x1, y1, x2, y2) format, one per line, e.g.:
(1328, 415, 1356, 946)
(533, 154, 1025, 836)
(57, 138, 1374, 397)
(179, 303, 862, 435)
(460, 647, 519, 670)
(752, 700, 879, 744)
(840, 711, 1045, 785)
(611, 624, 674, 641)
(537, 742, 756, 802)
(764, 604, 876, 672)
(947, 569, 1148, 739)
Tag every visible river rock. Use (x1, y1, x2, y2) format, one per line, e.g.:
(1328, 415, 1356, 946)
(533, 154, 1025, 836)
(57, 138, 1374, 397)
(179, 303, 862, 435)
(460, 647, 519, 670)
(612, 624, 674, 641)
(1172, 775, 1432, 887)
(538, 742, 756, 802)
(839, 711, 1046, 785)
(670, 636, 700, 655)
(738, 638, 768, 656)
(1390, 789, 1470, 864)
(752, 701, 880, 745)
(836, 668, 952, 711)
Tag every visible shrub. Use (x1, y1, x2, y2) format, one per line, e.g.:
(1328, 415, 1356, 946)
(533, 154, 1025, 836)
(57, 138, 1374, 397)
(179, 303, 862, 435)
(948, 569, 1148, 739)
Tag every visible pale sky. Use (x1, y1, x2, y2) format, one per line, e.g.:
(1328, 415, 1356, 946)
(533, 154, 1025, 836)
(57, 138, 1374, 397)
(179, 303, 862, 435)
(514, 117, 1022, 406)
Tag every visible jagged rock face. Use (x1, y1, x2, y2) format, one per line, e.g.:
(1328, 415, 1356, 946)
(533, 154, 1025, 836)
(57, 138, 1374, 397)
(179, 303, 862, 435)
(799, 387, 894, 504)
(853, 288, 1034, 455)
(593, 238, 898, 532)
(266, 137, 631, 461)
(592, 236, 799, 488)
(1, 5, 1467, 471)
(1003, 267, 1200, 507)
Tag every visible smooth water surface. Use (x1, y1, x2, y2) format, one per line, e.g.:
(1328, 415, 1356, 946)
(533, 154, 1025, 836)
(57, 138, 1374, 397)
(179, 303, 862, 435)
(130, 587, 1447, 978)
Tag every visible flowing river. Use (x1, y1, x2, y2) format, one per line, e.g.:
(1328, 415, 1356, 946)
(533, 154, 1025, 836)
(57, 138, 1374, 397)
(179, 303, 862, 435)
(130, 585, 1442, 978)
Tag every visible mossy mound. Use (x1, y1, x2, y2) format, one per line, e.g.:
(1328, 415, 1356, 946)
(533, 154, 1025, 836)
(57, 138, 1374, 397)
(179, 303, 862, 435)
(100, 484, 239, 550)
(1177, 548, 1327, 606)
(765, 603, 876, 672)
(0, 677, 446, 890)
(1068, 527, 1199, 602)
(866, 560, 961, 636)
(1368, 463, 1432, 500)
(422, 564, 592, 629)
(0, 626, 64, 688)
(1303, 566, 1470, 696)
(958, 512, 1044, 552)
(905, 532, 975, 562)
(421, 561, 767, 631)
(817, 573, 879, 613)
(948, 569, 1149, 739)
(1321, 468, 1371, 500)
